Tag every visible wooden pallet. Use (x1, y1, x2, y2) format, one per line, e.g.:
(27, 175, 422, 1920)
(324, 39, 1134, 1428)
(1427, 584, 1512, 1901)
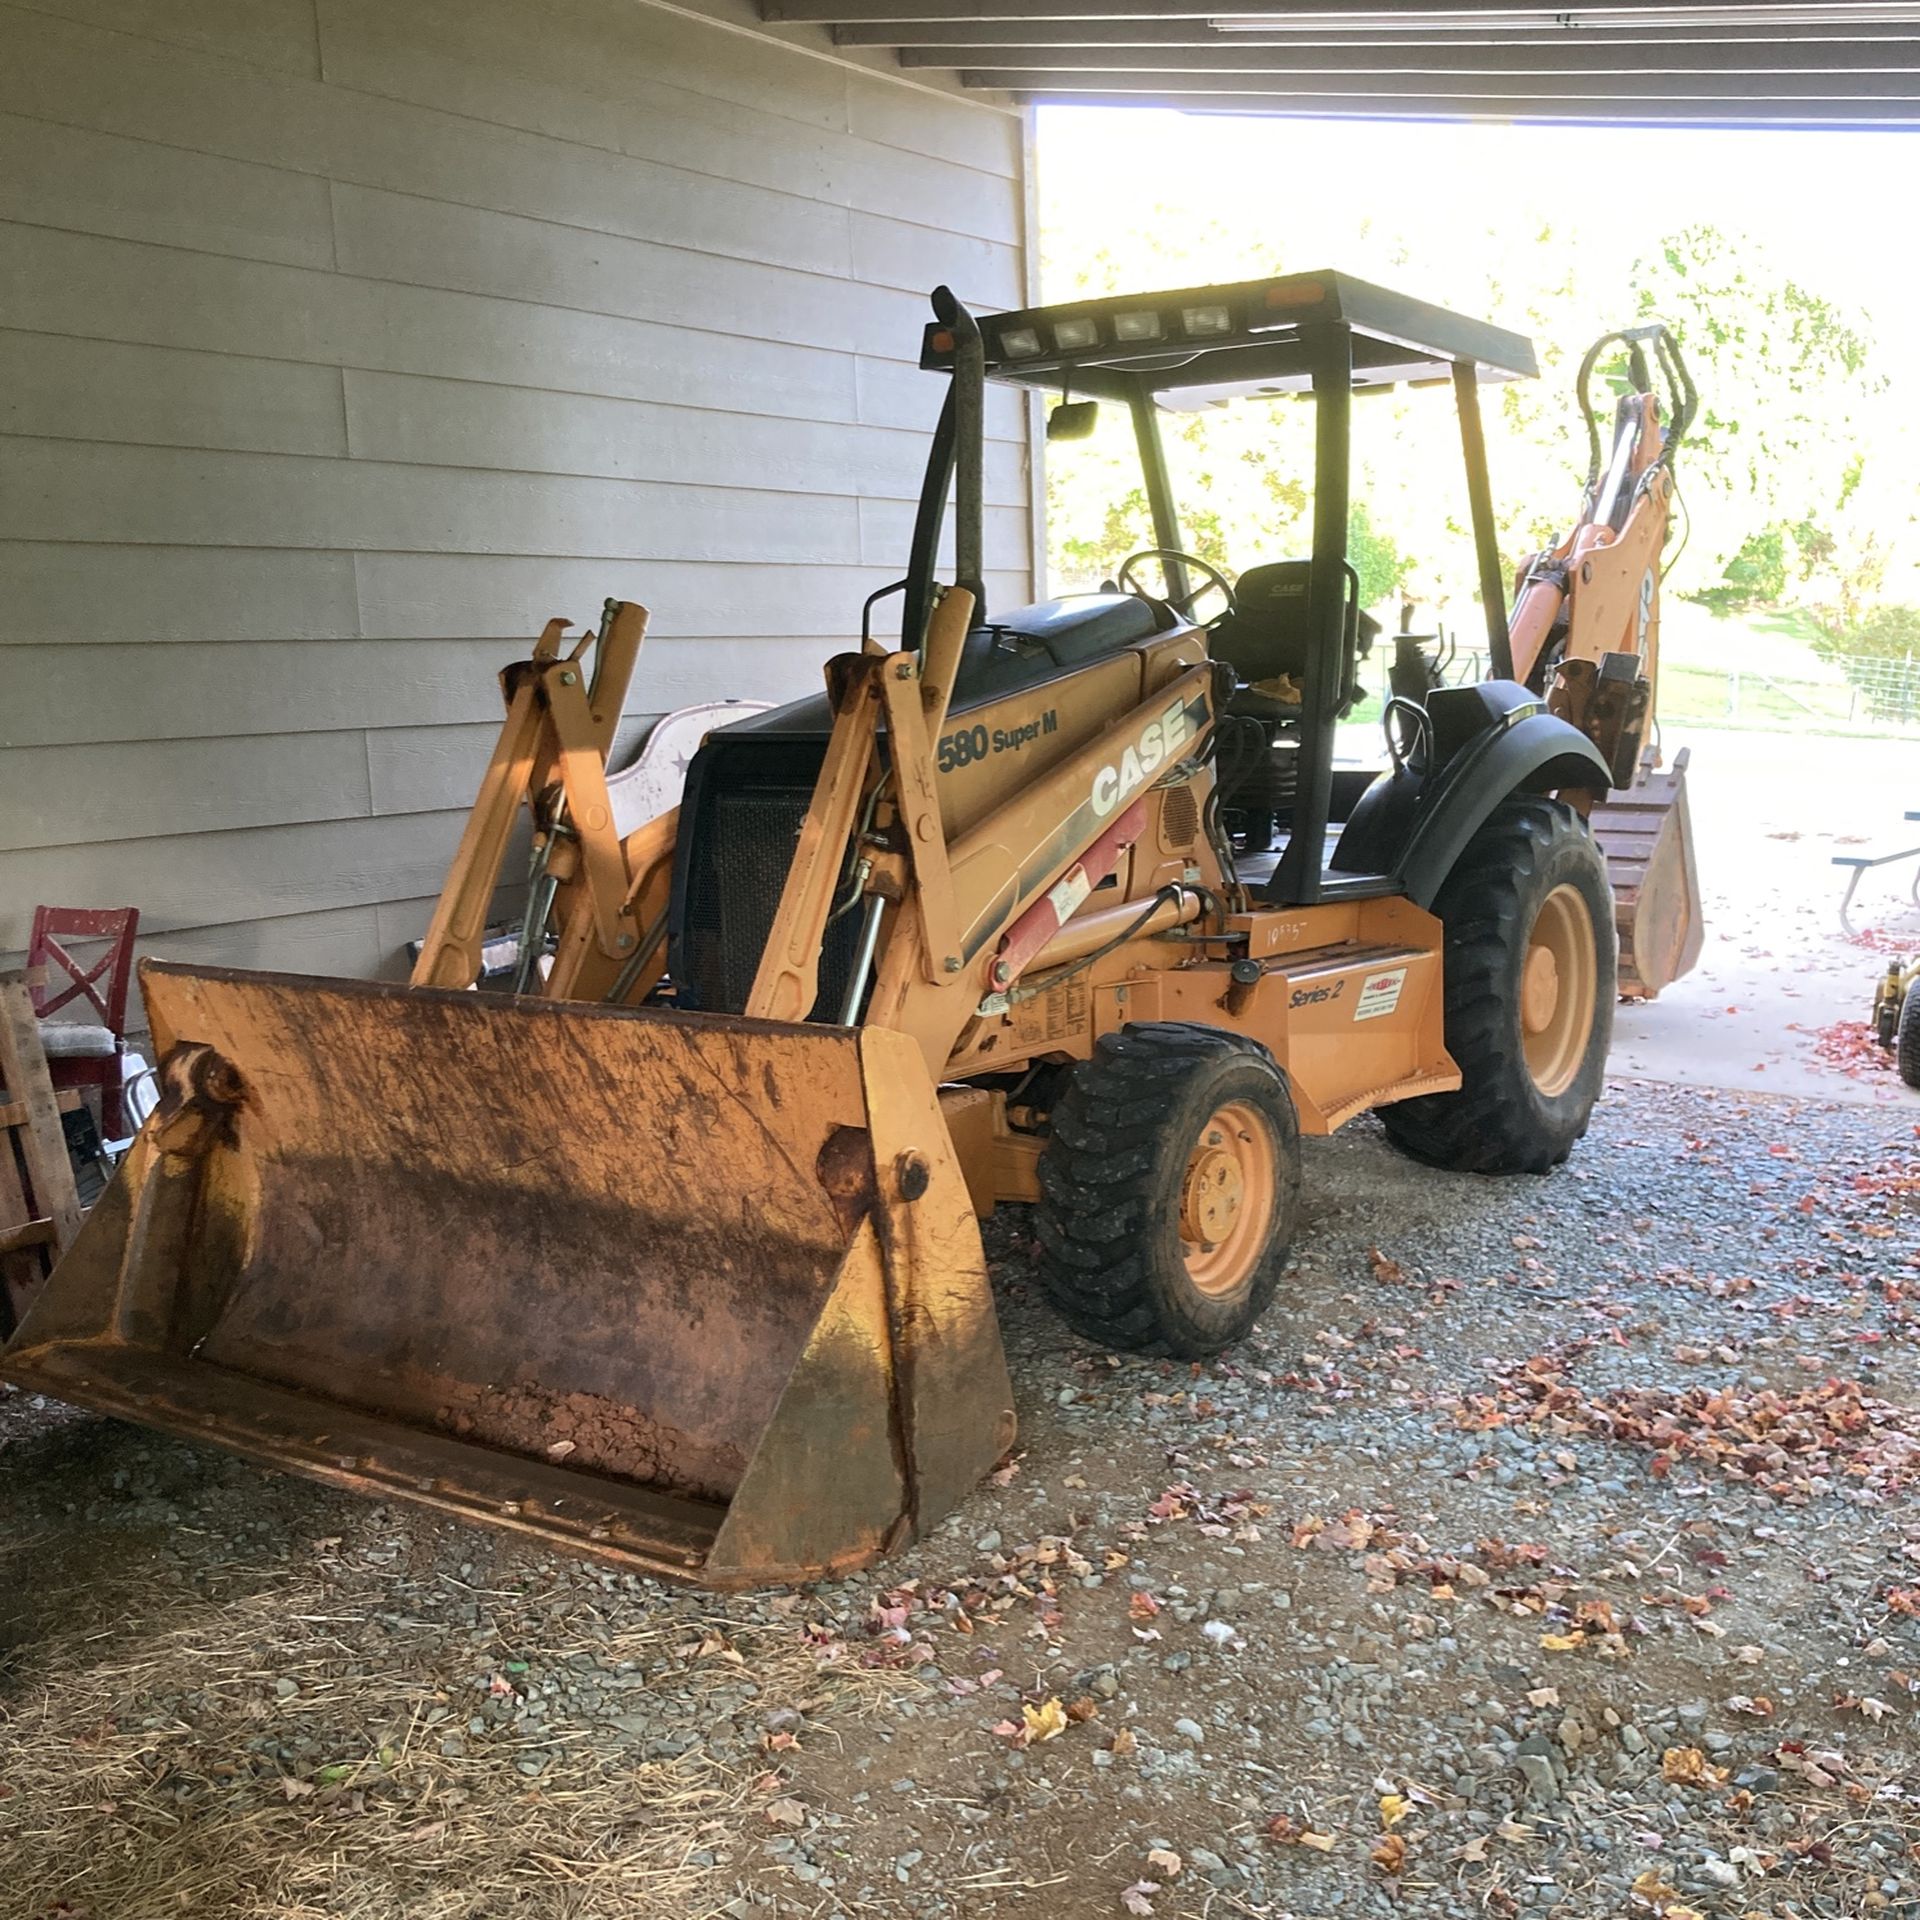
(0, 966, 83, 1336)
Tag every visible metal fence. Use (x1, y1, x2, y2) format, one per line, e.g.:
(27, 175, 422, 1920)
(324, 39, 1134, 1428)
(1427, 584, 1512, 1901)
(1342, 638, 1920, 738)
(1660, 651, 1920, 734)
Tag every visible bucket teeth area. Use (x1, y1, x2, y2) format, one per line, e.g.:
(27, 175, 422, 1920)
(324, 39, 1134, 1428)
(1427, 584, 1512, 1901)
(1, 963, 1015, 1585)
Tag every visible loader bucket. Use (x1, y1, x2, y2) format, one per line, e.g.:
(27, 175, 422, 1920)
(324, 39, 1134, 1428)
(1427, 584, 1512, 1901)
(1590, 747, 1704, 1000)
(0, 964, 1016, 1586)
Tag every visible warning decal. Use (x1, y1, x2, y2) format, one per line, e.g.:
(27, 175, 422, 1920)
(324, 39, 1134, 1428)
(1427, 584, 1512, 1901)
(1047, 863, 1092, 923)
(1354, 967, 1408, 1022)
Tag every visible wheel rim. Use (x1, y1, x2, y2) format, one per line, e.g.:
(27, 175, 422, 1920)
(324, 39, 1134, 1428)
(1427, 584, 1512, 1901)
(1178, 1100, 1278, 1297)
(1521, 883, 1598, 1098)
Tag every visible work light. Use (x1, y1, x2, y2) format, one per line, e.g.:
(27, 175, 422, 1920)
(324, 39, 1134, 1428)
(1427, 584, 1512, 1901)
(1113, 311, 1163, 342)
(1052, 317, 1101, 351)
(1181, 304, 1233, 337)
(997, 325, 1042, 358)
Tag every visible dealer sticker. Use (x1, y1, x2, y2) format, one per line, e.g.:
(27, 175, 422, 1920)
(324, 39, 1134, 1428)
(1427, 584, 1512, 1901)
(1354, 967, 1408, 1021)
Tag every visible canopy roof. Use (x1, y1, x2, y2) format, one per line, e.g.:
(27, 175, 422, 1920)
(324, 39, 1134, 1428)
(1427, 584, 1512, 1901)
(920, 269, 1538, 407)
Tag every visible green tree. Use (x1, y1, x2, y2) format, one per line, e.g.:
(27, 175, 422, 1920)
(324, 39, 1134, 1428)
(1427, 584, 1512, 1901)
(1628, 226, 1882, 600)
(1035, 178, 1887, 634)
(1346, 502, 1408, 611)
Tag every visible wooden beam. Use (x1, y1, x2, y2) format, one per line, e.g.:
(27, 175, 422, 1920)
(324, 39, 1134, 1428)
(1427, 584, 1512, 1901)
(0, 968, 83, 1254)
(0, 1217, 55, 1260)
(931, 38, 1919, 68)
(964, 64, 1920, 91)
(0, 1091, 82, 1132)
(844, 16, 1920, 43)
(983, 84, 1920, 116)
(772, 0, 1907, 23)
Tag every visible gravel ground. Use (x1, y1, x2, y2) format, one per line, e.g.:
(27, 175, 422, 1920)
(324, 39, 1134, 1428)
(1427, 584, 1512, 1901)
(5, 1076, 1920, 1919)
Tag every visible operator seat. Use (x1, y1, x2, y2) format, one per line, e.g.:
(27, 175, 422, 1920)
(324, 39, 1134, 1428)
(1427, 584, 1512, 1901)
(1208, 560, 1379, 718)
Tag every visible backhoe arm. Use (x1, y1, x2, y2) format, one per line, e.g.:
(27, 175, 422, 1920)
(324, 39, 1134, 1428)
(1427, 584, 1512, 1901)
(1509, 325, 1695, 699)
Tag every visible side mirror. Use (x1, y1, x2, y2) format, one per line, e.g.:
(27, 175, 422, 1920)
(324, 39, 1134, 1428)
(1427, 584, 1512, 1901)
(1046, 399, 1099, 442)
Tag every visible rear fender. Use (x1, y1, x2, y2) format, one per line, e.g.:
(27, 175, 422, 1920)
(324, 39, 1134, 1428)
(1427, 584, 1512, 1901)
(1396, 708, 1611, 909)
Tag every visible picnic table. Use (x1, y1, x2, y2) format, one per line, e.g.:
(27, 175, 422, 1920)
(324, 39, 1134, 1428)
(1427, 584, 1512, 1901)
(1833, 809, 1920, 934)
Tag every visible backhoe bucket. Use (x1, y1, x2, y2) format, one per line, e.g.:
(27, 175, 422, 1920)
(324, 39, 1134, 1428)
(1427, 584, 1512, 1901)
(0, 964, 1015, 1586)
(1590, 747, 1704, 1000)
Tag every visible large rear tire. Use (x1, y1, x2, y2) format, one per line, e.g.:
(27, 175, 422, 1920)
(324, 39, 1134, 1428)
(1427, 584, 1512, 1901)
(1898, 986, 1920, 1091)
(1034, 1024, 1302, 1357)
(1381, 797, 1614, 1174)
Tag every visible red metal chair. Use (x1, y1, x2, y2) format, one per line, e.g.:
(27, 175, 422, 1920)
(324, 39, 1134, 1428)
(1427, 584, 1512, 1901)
(28, 906, 140, 1138)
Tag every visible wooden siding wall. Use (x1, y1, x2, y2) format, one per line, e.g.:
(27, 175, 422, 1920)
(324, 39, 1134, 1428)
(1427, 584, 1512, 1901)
(0, 0, 1032, 991)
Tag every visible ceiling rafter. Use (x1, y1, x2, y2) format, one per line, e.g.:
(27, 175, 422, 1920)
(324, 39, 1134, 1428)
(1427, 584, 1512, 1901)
(768, 0, 1920, 121)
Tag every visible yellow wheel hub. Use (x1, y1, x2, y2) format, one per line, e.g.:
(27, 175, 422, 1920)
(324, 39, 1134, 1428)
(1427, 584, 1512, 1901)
(1522, 883, 1598, 1098)
(1178, 1101, 1278, 1297)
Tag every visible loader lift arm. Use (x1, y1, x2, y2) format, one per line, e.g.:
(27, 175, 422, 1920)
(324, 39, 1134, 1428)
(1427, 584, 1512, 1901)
(409, 598, 676, 1008)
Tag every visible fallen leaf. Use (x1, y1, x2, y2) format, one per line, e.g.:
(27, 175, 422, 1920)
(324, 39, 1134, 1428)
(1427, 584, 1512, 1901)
(1120, 1881, 1159, 1916)
(1539, 1632, 1584, 1652)
(1022, 1697, 1069, 1743)
(765, 1797, 806, 1828)
(1146, 1847, 1182, 1876)
(1525, 1687, 1560, 1708)
(1370, 1832, 1407, 1874)
(1660, 1746, 1727, 1787)
(545, 1438, 576, 1460)
(1128, 1591, 1163, 1622)
(1378, 1793, 1409, 1828)
(1109, 1727, 1138, 1757)
(279, 1778, 314, 1800)
(1839, 1692, 1895, 1723)
(1298, 1830, 1336, 1852)
(1630, 1868, 1678, 1910)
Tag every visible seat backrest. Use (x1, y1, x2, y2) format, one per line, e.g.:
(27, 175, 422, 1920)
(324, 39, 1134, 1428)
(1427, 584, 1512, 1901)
(1208, 561, 1318, 683)
(1208, 560, 1379, 711)
(28, 905, 140, 1033)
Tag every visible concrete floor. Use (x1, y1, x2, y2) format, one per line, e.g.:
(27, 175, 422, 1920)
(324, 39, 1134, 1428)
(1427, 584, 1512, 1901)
(1610, 726, 1920, 1104)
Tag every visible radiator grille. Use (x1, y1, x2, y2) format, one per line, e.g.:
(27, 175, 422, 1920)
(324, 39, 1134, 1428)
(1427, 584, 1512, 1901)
(678, 772, 860, 1020)
(1160, 784, 1199, 849)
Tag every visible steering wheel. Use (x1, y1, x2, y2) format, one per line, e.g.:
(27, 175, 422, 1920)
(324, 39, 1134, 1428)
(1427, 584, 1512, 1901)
(1117, 548, 1235, 623)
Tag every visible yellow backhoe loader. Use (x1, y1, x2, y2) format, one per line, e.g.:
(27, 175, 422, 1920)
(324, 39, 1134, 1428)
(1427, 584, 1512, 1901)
(6, 274, 1674, 1587)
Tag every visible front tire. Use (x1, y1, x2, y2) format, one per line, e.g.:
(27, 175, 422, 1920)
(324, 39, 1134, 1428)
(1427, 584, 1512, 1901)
(1034, 1024, 1302, 1357)
(1381, 797, 1614, 1174)
(1898, 987, 1920, 1090)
